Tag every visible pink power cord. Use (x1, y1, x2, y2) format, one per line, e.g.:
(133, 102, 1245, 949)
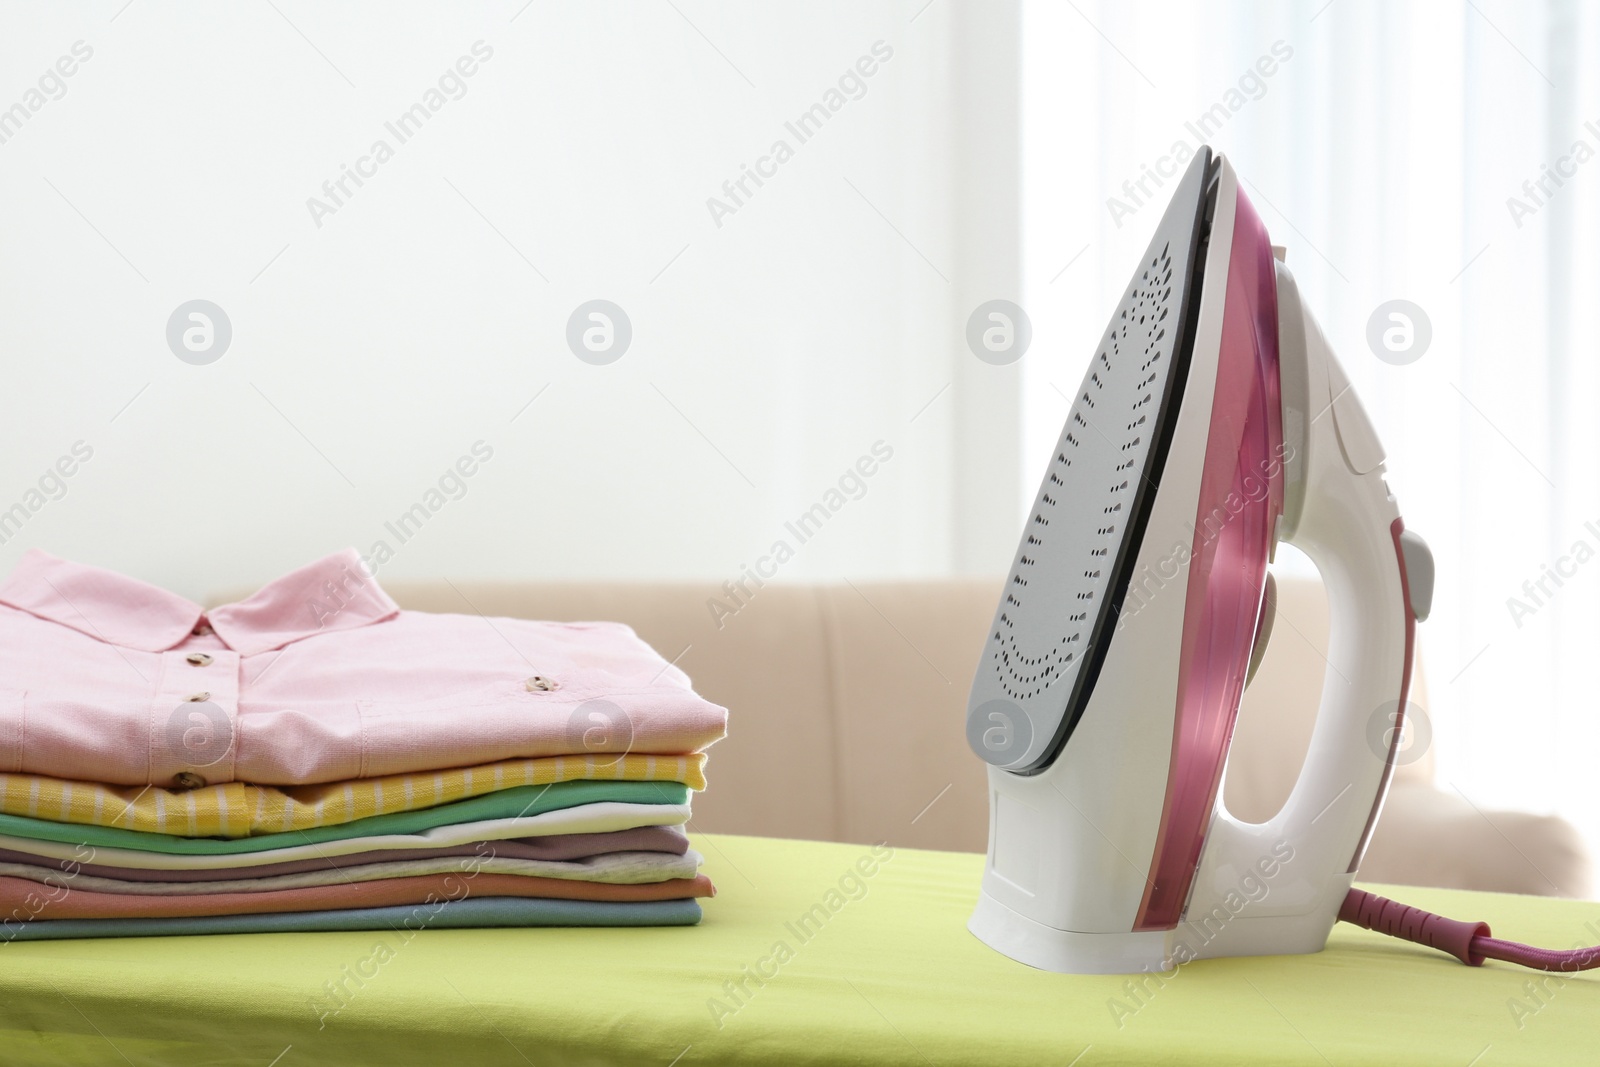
(1340, 888, 1600, 971)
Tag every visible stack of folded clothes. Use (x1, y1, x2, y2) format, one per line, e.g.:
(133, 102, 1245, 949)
(0, 549, 727, 940)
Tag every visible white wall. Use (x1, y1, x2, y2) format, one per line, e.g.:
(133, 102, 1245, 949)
(0, 0, 1020, 601)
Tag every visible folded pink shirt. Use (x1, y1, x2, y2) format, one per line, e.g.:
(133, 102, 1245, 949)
(0, 550, 727, 787)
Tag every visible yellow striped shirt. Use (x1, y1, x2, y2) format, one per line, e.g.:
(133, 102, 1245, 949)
(0, 752, 705, 838)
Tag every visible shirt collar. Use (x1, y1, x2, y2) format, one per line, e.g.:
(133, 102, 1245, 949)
(0, 549, 399, 654)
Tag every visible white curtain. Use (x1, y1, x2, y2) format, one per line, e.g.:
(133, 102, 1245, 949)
(1020, 0, 1600, 848)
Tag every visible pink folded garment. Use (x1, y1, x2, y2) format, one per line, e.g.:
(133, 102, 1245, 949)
(0, 549, 728, 786)
(0, 825, 689, 883)
(3, 870, 715, 922)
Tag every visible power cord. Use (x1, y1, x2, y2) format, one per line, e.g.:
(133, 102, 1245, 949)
(1340, 888, 1600, 971)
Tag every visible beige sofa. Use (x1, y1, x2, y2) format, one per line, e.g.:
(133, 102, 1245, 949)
(375, 575, 1592, 897)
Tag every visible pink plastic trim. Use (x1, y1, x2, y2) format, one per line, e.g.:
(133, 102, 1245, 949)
(1134, 186, 1283, 931)
(1339, 888, 1487, 966)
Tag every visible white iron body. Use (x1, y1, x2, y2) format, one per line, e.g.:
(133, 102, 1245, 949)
(969, 155, 1423, 974)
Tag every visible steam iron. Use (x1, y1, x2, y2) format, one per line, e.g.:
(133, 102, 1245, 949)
(966, 147, 1434, 974)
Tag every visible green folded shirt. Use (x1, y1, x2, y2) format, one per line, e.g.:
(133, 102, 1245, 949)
(0, 896, 703, 941)
(0, 780, 689, 855)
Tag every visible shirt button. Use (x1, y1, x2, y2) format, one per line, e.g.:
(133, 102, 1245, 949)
(192, 623, 213, 637)
(524, 675, 559, 692)
(186, 653, 214, 666)
(187, 692, 211, 702)
(171, 771, 207, 791)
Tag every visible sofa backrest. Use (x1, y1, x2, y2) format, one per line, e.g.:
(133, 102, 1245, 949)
(366, 574, 1431, 852)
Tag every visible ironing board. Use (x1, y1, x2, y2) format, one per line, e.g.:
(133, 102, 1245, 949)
(1, 834, 1592, 1065)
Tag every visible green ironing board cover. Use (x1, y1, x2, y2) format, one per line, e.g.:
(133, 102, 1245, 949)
(0, 834, 1593, 1065)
